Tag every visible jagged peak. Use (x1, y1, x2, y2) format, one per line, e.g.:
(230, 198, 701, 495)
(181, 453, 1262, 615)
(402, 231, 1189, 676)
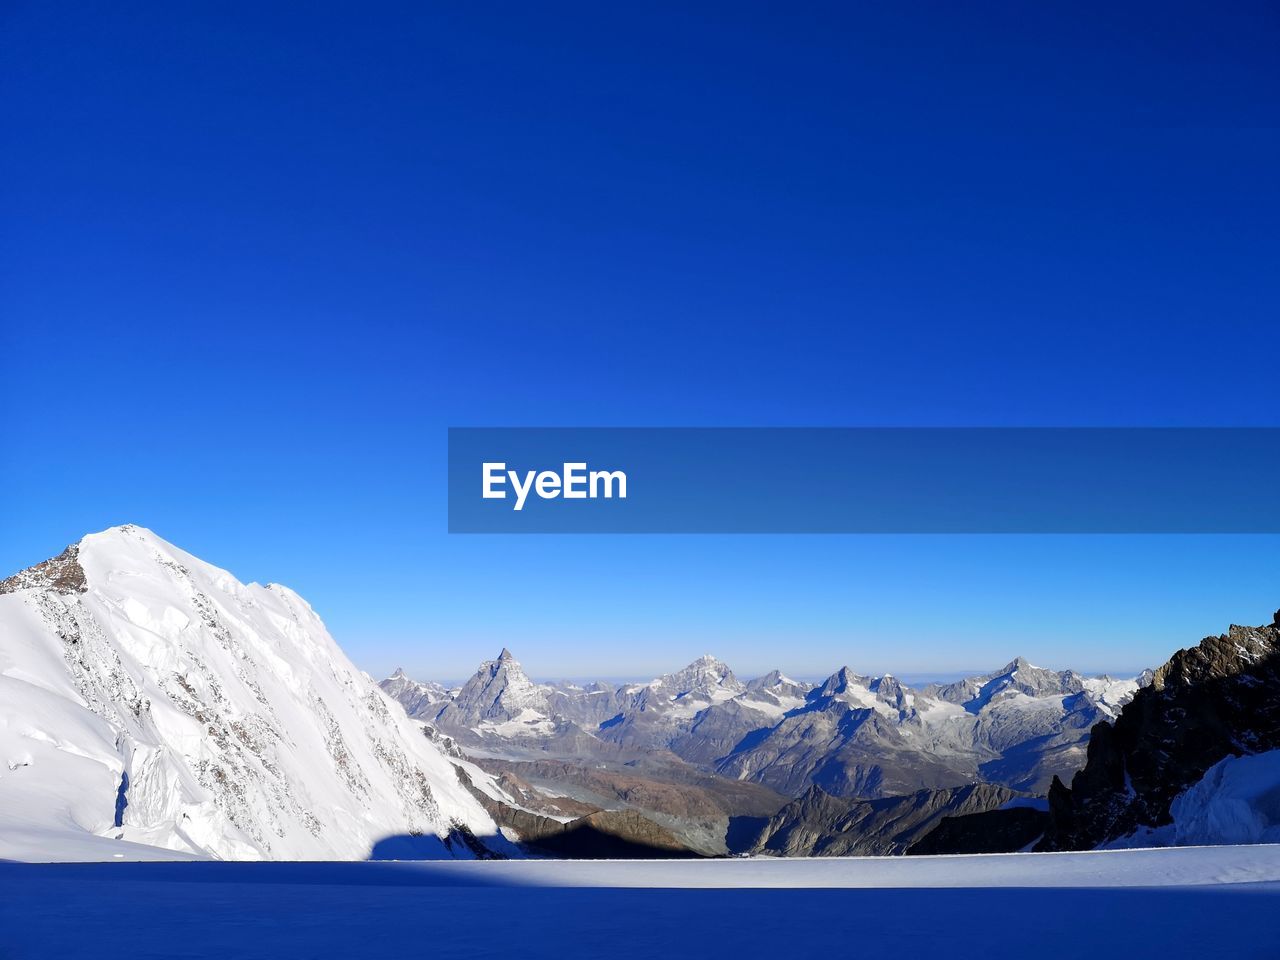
(497, 647, 515, 662)
(661, 654, 733, 677)
(646, 654, 743, 698)
(814, 666, 857, 697)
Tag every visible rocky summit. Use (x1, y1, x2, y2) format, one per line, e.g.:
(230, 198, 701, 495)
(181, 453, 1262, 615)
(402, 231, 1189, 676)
(1039, 611, 1280, 851)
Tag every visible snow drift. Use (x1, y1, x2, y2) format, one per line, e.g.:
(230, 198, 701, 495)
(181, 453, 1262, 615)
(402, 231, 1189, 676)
(0, 525, 505, 861)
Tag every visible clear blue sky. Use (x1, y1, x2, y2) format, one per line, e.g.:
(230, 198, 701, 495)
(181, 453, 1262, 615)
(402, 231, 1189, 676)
(2, 2, 1278, 683)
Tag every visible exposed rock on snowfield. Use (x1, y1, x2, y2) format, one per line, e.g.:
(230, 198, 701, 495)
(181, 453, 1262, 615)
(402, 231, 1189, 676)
(0, 526, 509, 861)
(1039, 612, 1280, 851)
(0, 544, 88, 596)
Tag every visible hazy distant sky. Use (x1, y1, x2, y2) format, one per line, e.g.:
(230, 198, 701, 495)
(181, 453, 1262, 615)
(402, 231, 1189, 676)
(3, 2, 1278, 681)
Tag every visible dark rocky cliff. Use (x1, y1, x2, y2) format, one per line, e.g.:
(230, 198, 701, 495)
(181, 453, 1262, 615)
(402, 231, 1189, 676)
(1038, 611, 1280, 850)
(748, 782, 1024, 856)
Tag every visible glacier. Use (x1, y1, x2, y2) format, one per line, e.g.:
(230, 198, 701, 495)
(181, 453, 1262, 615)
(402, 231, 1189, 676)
(3, 846, 1280, 959)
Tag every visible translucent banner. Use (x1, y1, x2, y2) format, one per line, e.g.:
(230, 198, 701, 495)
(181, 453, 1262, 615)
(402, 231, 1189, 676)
(447, 428, 1280, 533)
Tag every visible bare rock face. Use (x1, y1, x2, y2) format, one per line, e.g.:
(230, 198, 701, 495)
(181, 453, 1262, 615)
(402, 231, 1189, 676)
(474, 755, 787, 856)
(748, 782, 1025, 856)
(907, 805, 1048, 855)
(452, 763, 700, 858)
(0, 544, 87, 595)
(1038, 613, 1280, 850)
(532, 810, 702, 859)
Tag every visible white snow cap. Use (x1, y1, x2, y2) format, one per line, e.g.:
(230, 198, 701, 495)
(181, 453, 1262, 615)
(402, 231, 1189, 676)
(0, 524, 504, 862)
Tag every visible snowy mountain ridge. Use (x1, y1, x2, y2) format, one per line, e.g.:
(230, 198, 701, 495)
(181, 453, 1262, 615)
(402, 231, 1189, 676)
(387, 648, 1144, 798)
(379, 668, 454, 718)
(0, 525, 509, 862)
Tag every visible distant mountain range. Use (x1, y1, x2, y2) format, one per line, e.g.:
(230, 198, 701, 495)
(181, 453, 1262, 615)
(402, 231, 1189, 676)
(380, 647, 1151, 854)
(384, 649, 1145, 801)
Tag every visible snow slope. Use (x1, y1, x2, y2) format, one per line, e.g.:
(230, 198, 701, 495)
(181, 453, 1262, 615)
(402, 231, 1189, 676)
(0, 525, 505, 861)
(1170, 750, 1280, 846)
(2, 847, 1278, 960)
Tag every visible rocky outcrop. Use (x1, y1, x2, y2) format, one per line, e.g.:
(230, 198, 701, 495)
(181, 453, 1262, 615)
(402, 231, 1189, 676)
(1038, 612, 1280, 850)
(453, 764, 698, 858)
(0, 544, 86, 595)
(531, 810, 702, 859)
(476, 755, 787, 856)
(748, 783, 1024, 856)
(907, 805, 1047, 855)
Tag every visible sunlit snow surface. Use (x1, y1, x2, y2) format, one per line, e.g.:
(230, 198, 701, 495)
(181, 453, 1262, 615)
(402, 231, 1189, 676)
(0, 526, 504, 861)
(3, 848, 1279, 959)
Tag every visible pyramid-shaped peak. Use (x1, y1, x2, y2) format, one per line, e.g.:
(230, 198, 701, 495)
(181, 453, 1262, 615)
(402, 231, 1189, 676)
(497, 647, 515, 662)
(747, 669, 809, 695)
(815, 666, 858, 698)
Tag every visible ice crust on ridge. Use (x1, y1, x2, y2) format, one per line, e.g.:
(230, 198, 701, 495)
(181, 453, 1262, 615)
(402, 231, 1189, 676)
(0, 525, 504, 862)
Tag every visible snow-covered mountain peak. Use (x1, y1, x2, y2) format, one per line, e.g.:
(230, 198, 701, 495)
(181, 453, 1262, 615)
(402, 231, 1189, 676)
(649, 655, 743, 700)
(813, 666, 864, 698)
(805, 667, 914, 721)
(433, 647, 554, 736)
(747, 669, 808, 694)
(379, 669, 453, 720)
(0, 528, 505, 861)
